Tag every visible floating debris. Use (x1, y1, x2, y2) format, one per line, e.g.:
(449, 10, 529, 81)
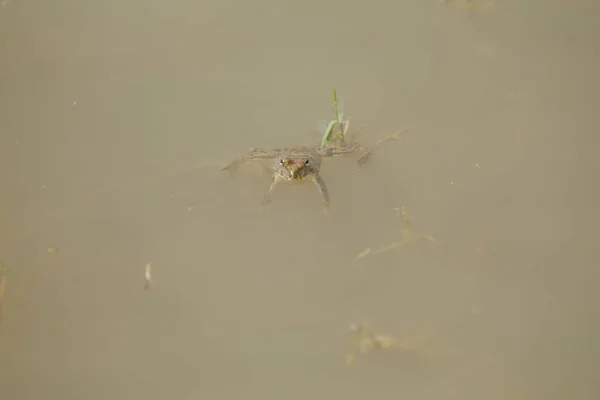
(356, 248, 372, 259)
(345, 321, 432, 366)
(345, 353, 355, 366)
(47, 248, 59, 255)
(144, 263, 152, 289)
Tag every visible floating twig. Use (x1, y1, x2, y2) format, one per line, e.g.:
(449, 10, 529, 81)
(357, 207, 438, 259)
(0, 275, 6, 323)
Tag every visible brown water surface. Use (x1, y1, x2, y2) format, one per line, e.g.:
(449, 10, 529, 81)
(1, 0, 600, 399)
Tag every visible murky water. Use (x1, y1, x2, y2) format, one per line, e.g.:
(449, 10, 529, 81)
(1, 0, 600, 399)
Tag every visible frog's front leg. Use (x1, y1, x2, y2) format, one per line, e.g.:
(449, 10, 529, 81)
(260, 174, 283, 207)
(313, 174, 331, 215)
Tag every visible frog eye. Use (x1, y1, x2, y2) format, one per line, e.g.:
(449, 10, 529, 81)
(304, 159, 310, 165)
(279, 159, 285, 165)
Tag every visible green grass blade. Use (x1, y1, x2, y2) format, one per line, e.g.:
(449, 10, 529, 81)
(333, 88, 340, 122)
(320, 119, 337, 148)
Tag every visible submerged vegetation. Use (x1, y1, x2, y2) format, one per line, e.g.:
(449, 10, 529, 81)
(320, 88, 350, 149)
